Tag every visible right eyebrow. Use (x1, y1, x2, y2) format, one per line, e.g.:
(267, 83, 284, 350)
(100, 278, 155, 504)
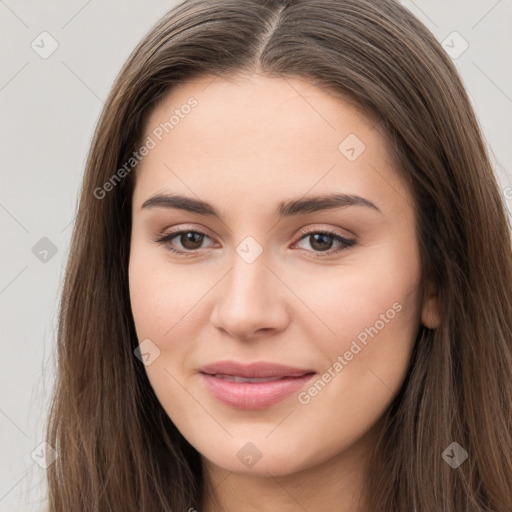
(141, 194, 220, 216)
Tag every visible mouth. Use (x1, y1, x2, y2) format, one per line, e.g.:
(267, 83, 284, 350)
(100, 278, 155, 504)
(198, 361, 316, 409)
(204, 374, 298, 383)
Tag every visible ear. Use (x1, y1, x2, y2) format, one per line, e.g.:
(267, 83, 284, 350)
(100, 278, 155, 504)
(421, 280, 441, 329)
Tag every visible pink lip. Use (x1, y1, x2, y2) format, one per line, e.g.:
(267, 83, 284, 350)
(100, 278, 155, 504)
(198, 360, 316, 410)
(199, 360, 314, 378)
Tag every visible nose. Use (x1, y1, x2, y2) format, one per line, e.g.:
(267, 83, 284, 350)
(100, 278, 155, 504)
(210, 250, 291, 341)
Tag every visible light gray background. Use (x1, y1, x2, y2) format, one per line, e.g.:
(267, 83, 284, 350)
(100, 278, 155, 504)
(1, 1, 511, 510)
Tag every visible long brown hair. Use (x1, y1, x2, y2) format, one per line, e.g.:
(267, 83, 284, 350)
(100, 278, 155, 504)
(46, 0, 512, 510)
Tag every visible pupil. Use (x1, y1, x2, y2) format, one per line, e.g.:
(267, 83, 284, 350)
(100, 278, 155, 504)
(181, 232, 203, 250)
(311, 233, 332, 251)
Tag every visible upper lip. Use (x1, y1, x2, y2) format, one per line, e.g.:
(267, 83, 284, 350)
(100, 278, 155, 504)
(199, 360, 315, 378)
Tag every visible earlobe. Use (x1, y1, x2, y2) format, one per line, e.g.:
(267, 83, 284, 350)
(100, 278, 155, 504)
(421, 281, 441, 329)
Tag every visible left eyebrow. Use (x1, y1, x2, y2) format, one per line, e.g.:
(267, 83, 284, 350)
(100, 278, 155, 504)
(140, 192, 382, 218)
(275, 193, 382, 217)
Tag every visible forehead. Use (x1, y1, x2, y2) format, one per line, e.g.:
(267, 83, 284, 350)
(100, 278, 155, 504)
(142, 73, 381, 151)
(133, 73, 409, 218)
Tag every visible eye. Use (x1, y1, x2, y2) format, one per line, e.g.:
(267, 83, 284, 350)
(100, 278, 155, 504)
(155, 225, 356, 258)
(155, 229, 215, 256)
(292, 225, 356, 258)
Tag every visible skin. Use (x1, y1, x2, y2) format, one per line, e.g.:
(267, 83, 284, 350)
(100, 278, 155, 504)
(128, 73, 440, 512)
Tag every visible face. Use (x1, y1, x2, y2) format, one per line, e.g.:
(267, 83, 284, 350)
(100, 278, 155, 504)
(128, 73, 439, 478)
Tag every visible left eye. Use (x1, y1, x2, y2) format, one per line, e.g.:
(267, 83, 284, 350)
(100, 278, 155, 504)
(292, 229, 356, 256)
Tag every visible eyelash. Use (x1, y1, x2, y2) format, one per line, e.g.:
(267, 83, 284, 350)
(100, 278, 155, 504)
(155, 225, 356, 259)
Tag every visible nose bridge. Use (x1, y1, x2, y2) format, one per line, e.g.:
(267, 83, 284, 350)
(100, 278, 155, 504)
(224, 244, 271, 312)
(212, 239, 288, 338)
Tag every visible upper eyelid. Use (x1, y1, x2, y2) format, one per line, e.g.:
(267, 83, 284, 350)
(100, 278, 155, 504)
(159, 225, 216, 242)
(296, 224, 355, 239)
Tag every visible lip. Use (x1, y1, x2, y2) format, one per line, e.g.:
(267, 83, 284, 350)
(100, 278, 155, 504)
(199, 360, 316, 410)
(199, 360, 315, 378)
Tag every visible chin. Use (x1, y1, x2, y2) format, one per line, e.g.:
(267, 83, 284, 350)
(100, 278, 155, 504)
(196, 437, 318, 478)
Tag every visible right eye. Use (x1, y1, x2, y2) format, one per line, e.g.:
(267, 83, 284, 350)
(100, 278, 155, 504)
(155, 229, 216, 255)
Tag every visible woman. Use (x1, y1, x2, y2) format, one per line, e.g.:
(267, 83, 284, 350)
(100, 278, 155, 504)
(46, 0, 512, 510)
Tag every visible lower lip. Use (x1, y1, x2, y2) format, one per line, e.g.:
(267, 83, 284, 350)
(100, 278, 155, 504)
(200, 373, 316, 410)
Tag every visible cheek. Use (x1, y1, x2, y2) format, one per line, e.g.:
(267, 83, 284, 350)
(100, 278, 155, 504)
(296, 256, 421, 415)
(289, 247, 421, 346)
(128, 241, 214, 341)
(290, 249, 422, 407)
(128, 250, 207, 414)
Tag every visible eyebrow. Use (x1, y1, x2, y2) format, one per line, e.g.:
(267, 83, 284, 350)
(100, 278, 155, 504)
(140, 192, 382, 218)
